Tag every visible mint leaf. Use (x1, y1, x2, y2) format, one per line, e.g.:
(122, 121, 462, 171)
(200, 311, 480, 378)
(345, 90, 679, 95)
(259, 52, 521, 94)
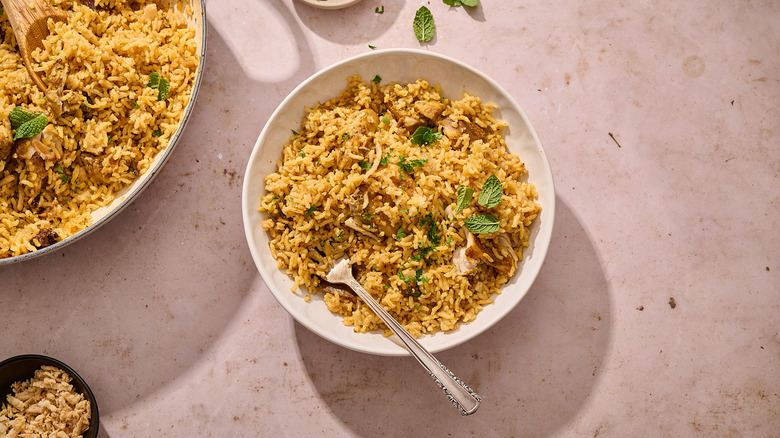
(410, 126, 442, 145)
(157, 78, 170, 101)
(443, 0, 478, 6)
(464, 214, 499, 234)
(413, 6, 435, 42)
(147, 72, 160, 88)
(455, 185, 473, 213)
(9, 107, 39, 130)
(477, 175, 502, 208)
(13, 114, 48, 141)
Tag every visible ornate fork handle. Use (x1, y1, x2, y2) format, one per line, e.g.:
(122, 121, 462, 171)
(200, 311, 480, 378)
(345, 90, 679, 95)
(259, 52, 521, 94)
(327, 258, 481, 415)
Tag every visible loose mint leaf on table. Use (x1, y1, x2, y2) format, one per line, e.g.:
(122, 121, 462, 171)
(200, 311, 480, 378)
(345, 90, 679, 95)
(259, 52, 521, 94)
(413, 6, 435, 42)
(477, 175, 503, 208)
(443, 0, 479, 6)
(464, 214, 499, 234)
(455, 185, 473, 213)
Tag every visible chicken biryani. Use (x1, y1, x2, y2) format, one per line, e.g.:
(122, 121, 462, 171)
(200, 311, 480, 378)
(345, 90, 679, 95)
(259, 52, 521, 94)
(259, 76, 541, 337)
(0, 0, 199, 258)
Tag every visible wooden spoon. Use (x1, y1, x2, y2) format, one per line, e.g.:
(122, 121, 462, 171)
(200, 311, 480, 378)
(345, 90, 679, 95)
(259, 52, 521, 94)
(1, 0, 68, 94)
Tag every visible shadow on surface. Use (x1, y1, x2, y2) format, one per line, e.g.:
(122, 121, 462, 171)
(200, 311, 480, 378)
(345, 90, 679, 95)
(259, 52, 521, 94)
(295, 196, 612, 437)
(293, 0, 401, 45)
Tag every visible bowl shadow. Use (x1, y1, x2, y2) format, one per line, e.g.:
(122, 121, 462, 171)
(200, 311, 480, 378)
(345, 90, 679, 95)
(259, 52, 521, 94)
(294, 195, 612, 436)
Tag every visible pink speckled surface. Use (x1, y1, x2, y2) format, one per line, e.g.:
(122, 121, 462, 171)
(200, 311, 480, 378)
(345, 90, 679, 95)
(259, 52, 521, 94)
(1, 1, 778, 436)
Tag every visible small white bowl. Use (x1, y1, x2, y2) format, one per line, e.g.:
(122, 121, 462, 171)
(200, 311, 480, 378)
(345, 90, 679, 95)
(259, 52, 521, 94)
(242, 49, 555, 356)
(295, 0, 364, 10)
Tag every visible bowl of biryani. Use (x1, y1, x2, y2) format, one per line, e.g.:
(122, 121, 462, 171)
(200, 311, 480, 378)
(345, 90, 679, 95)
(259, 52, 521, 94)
(242, 49, 555, 356)
(0, 354, 98, 437)
(0, 0, 206, 265)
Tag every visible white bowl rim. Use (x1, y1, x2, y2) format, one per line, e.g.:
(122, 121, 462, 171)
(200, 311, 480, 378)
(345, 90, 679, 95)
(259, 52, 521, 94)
(242, 48, 555, 356)
(294, 0, 364, 10)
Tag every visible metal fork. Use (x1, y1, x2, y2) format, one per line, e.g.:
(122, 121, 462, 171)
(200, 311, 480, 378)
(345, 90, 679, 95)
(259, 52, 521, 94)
(326, 257, 482, 415)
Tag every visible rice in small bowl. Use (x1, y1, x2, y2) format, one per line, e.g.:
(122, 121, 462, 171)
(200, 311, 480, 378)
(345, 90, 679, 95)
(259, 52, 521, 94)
(242, 49, 554, 356)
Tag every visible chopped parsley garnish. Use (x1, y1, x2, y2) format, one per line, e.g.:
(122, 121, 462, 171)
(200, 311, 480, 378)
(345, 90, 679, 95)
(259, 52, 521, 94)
(477, 175, 502, 208)
(375, 6, 384, 13)
(305, 204, 318, 217)
(368, 44, 377, 50)
(358, 160, 371, 170)
(413, 6, 435, 42)
(395, 227, 407, 240)
(372, 75, 382, 84)
(410, 126, 442, 145)
(362, 213, 372, 221)
(298, 150, 306, 157)
(131, 100, 139, 108)
(419, 213, 441, 245)
(55, 165, 70, 183)
(152, 129, 163, 137)
(379, 153, 391, 166)
(455, 185, 473, 213)
(292, 129, 300, 135)
(396, 156, 427, 173)
(340, 133, 351, 143)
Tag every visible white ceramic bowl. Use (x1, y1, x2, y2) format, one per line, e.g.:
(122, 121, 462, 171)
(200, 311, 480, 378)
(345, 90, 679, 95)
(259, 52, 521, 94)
(0, 0, 207, 267)
(242, 49, 555, 356)
(295, 0, 364, 10)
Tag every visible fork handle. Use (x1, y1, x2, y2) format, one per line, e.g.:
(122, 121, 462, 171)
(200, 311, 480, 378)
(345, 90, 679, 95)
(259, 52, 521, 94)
(344, 278, 482, 415)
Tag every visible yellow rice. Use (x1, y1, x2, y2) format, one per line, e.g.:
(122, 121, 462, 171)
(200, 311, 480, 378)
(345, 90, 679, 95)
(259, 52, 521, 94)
(260, 76, 541, 337)
(0, 0, 198, 257)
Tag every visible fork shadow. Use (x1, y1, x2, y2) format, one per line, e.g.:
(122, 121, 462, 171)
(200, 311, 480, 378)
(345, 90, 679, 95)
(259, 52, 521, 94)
(295, 196, 613, 437)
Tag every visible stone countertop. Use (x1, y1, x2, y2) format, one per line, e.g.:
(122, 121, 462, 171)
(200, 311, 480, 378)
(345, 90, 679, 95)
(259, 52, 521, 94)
(1, 0, 778, 436)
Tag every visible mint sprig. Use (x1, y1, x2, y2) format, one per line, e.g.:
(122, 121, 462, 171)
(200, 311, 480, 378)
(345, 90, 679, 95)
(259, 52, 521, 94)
(477, 175, 502, 208)
(413, 6, 435, 42)
(9, 107, 48, 141)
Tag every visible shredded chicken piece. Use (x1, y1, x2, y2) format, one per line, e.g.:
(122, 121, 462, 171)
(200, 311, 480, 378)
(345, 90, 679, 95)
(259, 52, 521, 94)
(344, 217, 380, 241)
(441, 116, 487, 143)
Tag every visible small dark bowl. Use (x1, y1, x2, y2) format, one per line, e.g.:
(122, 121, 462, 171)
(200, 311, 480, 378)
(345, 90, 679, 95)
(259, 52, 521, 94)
(0, 355, 99, 438)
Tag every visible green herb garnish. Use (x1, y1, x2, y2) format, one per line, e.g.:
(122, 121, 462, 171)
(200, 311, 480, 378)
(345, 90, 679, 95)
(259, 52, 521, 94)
(359, 160, 371, 170)
(298, 150, 306, 157)
(341, 133, 351, 143)
(305, 204, 318, 218)
(396, 227, 407, 240)
(477, 175, 502, 208)
(368, 45, 377, 50)
(147, 72, 170, 101)
(55, 165, 70, 183)
(131, 100, 139, 108)
(152, 129, 163, 137)
(380, 153, 390, 166)
(455, 185, 473, 213)
(464, 214, 500, 234)
(375, 6, 384, 13)
(381, 116, 390, 125)
(372, 75, 382, 84)
(410, 126, 442, 145)
(443, 0, 479, 6)
(396, 156, 427, 173)
(292, 129, 300, 135)
(9, 107, 47, 141)
(413, 6, 435, 42)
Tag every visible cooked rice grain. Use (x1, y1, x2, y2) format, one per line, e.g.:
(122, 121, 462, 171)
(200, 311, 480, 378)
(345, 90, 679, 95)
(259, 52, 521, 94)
(260, 77, 541, 337)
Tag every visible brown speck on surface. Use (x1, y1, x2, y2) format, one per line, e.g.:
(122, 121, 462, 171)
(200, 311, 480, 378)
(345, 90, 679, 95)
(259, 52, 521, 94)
(669, 297, 677, 309)
(637, 306, 644, 311)
(608, 132, 622, 148)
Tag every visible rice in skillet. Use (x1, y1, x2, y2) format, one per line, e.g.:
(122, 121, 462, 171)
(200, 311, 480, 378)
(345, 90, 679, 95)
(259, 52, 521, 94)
(0, 0, 199, 258)
(259, 76, 541, 337)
